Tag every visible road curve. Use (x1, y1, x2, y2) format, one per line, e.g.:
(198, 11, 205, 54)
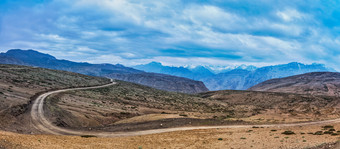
(31, 81, 340, 137)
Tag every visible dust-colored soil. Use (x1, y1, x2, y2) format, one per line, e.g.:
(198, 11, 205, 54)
(44, 80, 340, 132)
(1, 122, 340, 149)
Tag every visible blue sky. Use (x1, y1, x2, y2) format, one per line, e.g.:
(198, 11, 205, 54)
(1, 0, 340, 69)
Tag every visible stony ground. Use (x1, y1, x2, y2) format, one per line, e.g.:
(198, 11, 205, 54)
(1, 122, 340, 149)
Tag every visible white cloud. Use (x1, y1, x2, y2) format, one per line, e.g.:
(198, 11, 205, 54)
(2, 0, 340, 70)
(276, 8, 308, 22)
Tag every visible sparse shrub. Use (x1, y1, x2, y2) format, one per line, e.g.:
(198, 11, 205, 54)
(179, 113, 188, 117)
(274, 136, 279, 138)
(271, 129, 277, 132)
(81, 135, 97, 138)
(324, 131, 332, 134)
(331, 133, 339, 136)
(282, 131, 295, 135)
(0, 92, 3, 94)
(240, 137, 246, 140)
(247, 130, 253, 132)
(218, 138, 223, 140)
(300, 132, 305, 134)
(313, 131, 323, 135)
(303, 140, 307, 142)
(329, 129, 336, 131)
(322, 125, 334, 130)
(252, 126, 259, 128)
(307, 132, 314, 134)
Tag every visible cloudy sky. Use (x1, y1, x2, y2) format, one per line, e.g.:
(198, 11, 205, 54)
(1, 0, 340, 69)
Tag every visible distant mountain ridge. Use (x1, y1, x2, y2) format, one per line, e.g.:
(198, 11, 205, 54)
(133, 61, 334, 90)
(133, 62, 215, 80)
(0, 49, 208, 94)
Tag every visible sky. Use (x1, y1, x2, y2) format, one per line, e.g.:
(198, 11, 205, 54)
(1, 0, 340, 69)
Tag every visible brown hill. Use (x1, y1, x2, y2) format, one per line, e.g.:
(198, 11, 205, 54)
(248, 72, 340, 97)
(106, 73, 208, 94)
(0, 64, 109, 133)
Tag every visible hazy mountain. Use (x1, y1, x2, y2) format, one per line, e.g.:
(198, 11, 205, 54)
(249, 72, 340, 97)
(0, 49, 208, 94)
(206, 62, 333, 90)
(133, 62, 214, 80)
(133, 62, 334, 91)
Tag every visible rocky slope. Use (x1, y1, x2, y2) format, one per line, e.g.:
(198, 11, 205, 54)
(249, 72, 340, 97)
(0, 49, 208, 93)
(0, 64, 110, 133)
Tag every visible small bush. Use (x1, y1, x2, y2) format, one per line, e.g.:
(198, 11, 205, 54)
(324, 131, 333, 134)
(322, 125, 334, 130)
(313, 131, 323, 135)
(240, 137, 246, 140)
(81, 135, 97, 138)
(247, 130, 253, 132)
(331, 133, 339, 136)
(329, 129, 336, 131)
(271, 129, 277, 132)
(179, 114, 188, 117)
(252, 126, 259, 128)
(282, 131, 295, 135)
(218, 138, 223, 140)
(303, 140, 307, 142)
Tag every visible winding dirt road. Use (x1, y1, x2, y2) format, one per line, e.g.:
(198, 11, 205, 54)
(30, 80, 340, 137)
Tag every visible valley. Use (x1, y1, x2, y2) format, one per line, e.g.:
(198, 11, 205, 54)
(1, 63, 340, 148)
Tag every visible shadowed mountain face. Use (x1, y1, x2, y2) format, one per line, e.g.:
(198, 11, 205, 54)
(107, 73, 208, 94)
(134, 62, 333, 90)
(249, 72, 340, 97)
(0, 49, 208, 94)
(0, 55, 26, 65)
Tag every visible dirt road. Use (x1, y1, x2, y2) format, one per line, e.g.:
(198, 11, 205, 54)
(30, 80, 340, 137)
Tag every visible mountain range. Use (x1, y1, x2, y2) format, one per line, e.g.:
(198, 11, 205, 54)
(0, 49, 335, 92)
(134, 61, 335, 90)
(0, 49, 208, 94)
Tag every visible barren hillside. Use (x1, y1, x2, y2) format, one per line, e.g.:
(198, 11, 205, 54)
(0, 64, 110, 133)
(248, 72, 340, 97)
